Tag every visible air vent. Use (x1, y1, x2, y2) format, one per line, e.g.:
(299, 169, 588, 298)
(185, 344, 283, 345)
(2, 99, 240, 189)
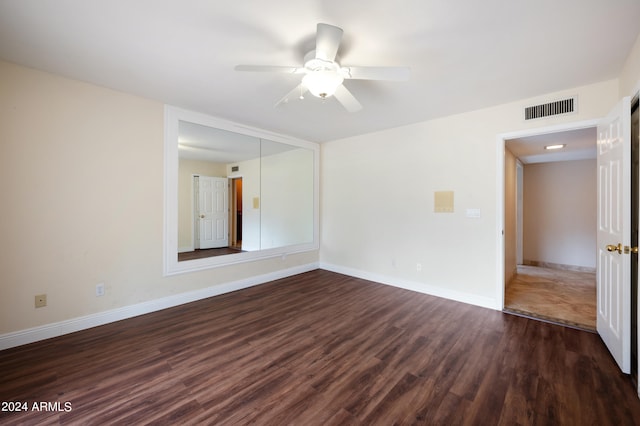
(231, 166, 239, 172)
(524, 97, 576, 120)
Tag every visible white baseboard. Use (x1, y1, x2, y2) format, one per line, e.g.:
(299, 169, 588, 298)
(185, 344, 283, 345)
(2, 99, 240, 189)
(1, 261, 500, 351)
(0, 262, 319, 351)
(320, 262, 500, 311)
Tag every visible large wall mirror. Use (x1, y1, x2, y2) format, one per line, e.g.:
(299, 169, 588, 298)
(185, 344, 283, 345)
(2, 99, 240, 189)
(164, 106, 319, 275)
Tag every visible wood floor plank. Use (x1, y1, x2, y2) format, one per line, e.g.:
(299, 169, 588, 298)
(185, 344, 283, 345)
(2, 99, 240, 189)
(1, 269, 639, 425)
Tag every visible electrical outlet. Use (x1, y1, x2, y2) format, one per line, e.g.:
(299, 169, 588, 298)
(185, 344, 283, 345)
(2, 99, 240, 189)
(96, 283, 105, 297)
(416, 263, 422, 272)
(35, 294, 47, 308)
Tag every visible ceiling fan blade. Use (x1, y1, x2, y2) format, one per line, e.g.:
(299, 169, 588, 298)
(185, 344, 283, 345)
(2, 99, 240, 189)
(235, 65, 304, 74)
(333, 84, 362, 112)
(315, 23, 343, 61)
(341, 66, 410, 81)
(275, 84, 308, 107)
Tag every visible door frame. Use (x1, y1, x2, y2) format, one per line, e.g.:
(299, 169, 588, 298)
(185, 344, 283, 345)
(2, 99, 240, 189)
(631, 95, 639, 385)
(516, 160, 524, 265)
(229, 176, 243, 249)
(193, 175, 200, 250)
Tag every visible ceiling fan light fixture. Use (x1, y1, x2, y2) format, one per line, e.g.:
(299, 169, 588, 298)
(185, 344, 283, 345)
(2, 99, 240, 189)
(302, 71, 344, 99)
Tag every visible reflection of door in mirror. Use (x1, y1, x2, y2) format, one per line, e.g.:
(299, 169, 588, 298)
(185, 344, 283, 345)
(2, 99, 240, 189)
(178, 160, 227, 254)
(195, 176, 228, 249)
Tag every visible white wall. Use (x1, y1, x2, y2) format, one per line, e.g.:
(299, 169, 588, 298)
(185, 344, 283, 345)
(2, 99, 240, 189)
(0, 60, 318, 342)
(321, 79, 618, 309)
(261, 148, 315, 249)
(523, 160, 597, 269)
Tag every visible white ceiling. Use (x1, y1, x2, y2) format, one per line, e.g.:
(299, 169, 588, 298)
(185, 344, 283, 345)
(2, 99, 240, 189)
(0, 0, 638, 143)
(178, 120, 295, 162)
(506, 127, 597, 164)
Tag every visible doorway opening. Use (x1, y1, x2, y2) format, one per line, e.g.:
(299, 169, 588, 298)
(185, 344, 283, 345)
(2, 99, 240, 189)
(500, 100, 640, 388)
(503, 127, 598, 331)
(230, 177, 243, 250)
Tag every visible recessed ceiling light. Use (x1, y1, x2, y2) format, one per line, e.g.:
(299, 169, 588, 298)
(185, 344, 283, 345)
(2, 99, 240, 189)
(544, 144, 566, 150)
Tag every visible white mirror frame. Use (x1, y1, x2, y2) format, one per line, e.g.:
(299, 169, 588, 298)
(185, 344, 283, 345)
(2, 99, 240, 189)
(163, 105, 320, 276)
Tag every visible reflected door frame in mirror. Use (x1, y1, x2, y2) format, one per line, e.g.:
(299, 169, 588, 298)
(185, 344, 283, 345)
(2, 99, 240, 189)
(164, 105, 319, 276)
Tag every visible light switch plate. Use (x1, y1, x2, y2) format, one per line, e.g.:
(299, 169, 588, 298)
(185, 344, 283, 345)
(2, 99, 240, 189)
(466, 208, 481, 218)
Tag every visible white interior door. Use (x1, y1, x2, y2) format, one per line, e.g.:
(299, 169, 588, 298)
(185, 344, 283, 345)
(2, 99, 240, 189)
(198, 176, 229, 249)
(597, 97, 631, 373)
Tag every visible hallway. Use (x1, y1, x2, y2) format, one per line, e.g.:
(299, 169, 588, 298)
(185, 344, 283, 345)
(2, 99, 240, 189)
(504, 265, 596, 331)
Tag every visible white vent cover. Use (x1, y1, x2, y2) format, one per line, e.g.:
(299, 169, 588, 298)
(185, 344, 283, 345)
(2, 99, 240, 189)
(524, 96, 576, 120)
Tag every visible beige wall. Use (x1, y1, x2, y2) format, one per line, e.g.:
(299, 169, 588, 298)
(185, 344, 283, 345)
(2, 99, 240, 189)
(0, 60, 318, 336)
(523, 160, 597, 269)
(321, 79, 618, 308)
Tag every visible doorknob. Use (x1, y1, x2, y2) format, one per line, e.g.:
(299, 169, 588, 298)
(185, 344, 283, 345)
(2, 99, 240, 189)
(606, 243, 639, 254)
(200, 214, 205, 219)
(606, 243, 623, 254)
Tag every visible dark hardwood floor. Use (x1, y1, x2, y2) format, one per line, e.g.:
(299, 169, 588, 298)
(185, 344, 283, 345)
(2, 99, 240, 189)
(1, 269, 639, 425)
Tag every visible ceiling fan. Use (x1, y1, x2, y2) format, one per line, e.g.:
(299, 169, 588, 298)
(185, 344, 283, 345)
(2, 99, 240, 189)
(235, 23, 410, 112)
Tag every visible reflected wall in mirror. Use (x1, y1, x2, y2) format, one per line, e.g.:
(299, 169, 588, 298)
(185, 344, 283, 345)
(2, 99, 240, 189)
(164, 106, 319, 276)
(259, 139, 314, 250)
